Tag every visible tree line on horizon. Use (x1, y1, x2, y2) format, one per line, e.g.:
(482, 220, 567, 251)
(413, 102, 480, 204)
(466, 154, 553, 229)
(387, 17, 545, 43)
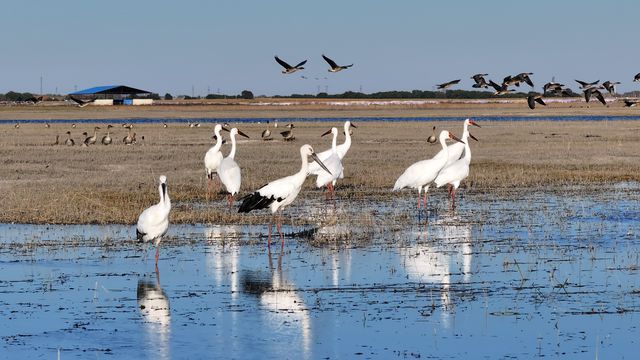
(3, 89, 640, 102)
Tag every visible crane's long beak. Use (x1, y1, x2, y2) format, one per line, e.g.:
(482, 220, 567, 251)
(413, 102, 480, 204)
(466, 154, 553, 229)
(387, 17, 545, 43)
(311, 152, 332, 175)
(237, 129, 250, 138)
(469, 133, 479, 142)
(470, 120, 481, 128)
(449, 133, 465, 144)
(350, 122, 357, 128)
(221, 127, 231, 133)
(161, 183, 167, 200)
(321, 129, 332, 137)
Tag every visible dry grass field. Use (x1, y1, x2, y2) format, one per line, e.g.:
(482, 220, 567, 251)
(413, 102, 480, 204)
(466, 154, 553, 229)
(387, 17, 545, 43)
(1, 101, 639, 224)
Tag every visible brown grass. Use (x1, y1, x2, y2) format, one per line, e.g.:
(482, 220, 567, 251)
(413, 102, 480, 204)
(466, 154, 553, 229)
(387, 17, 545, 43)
(1, 107, 639, 224)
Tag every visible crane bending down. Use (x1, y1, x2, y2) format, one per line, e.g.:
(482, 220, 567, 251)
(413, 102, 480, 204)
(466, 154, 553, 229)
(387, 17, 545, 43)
(217, 127, 250, 208)
(393, 130, 464, 209)
(137, 175, 171, 266)
(238, 144, 332, 248)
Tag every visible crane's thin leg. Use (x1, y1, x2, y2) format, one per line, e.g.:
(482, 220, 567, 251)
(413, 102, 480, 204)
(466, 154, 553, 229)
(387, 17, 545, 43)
(268, 220, 273, 248)
(277, 214, 285, 247)
(155, 246, 160, 265)
(451, 188, 456, 209)
(227, 194, 234, 209)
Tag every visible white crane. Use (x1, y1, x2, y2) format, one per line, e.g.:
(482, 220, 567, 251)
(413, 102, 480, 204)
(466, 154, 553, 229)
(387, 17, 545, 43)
(434, 131, 474, 208)
(204, 124, 227, 195)
(136, 175, 171, 266)
(307, 120, 356, 175)
(314, 127, 343, 199)
(393, 131, 464, 209)
(238, 144, 332, 248)
(217, 127, 250, 208)
(436, 118, 481, 167)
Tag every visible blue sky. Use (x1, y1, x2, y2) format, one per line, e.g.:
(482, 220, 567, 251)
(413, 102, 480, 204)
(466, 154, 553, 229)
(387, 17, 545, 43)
(2, 0, 639, 96)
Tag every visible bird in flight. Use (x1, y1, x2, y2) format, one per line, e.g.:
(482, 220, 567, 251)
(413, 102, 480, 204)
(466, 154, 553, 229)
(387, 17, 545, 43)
(275, 56, 307, 74)
(322, 54, 353, 72)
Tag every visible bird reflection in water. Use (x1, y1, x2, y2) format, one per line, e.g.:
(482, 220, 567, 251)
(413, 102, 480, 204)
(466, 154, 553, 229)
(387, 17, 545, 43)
(137, 269, 171, 360)
(242, 249, 312, 358)
(402, 219, 473, 328)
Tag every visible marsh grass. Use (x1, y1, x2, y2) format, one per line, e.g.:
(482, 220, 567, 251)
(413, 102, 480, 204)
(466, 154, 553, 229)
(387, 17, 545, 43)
(1, 118, 639, 224)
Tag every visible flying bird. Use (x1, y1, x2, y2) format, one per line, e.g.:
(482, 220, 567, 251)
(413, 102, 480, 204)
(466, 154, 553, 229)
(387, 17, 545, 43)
(527, 94, 546, 110)
(471, 74, 489, 88)
(69, 96, 97, 108)
(542, 82, 564, 94)
(322, 54, 353, 72)
(584, 88, 606, 105)
(601, 81, 620, 95)
(275, 56, 307, 74)
(515, 72, 534, 87)
(623, 99, 638, 107)
(489, 80, 515, 95)
(634, 73, 640, 82)
(136, 175, 171, 266)
(575, 79, 600, 90)
(436, 79, 461, 90)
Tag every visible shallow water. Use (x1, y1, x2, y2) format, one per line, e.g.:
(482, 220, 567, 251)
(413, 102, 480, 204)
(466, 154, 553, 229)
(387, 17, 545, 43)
(1, 185, 639, 359)
(3, 115, 640, 126)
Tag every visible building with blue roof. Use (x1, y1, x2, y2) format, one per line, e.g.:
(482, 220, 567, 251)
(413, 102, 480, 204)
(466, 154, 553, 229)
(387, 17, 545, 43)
(69, 85, 153, 105)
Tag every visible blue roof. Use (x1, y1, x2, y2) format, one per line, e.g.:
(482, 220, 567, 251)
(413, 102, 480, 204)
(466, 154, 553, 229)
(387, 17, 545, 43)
(69, 85, 151, 95)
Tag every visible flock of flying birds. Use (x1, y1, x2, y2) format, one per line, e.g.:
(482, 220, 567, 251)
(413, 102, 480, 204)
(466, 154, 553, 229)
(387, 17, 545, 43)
(436, 72, 640, 109)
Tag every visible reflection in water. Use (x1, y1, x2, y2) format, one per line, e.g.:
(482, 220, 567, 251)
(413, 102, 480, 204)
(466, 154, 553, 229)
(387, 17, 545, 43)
(205, 225, 241, 296)
(242, 250, 312, 359)
(314, 224, 354, 287)
(401, 220, 473, 328)
(137, 271, 171, 360)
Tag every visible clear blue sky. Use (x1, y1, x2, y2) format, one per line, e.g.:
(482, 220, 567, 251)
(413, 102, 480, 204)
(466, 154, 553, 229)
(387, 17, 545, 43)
(2, 0, 639, 96)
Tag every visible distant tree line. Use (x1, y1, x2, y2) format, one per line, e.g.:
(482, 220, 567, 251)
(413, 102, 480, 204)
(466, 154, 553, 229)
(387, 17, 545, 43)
(0, 91, 39, 101)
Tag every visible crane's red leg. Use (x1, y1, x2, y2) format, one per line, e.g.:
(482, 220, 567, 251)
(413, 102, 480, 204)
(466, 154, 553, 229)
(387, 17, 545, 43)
(277, 215, 285, 247)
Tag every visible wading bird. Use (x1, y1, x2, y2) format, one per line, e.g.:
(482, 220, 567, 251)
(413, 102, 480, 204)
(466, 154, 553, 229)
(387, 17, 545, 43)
(137, 175, 171, 266)
(204, 124, 227, 195)
(307, 121, 357, 176)
(275, 56, 307, 74)
(434, 128, 476, 208)
(437, 118, 480, 168)
(322, 54, 353, 72)
(314, 127, 344, 199)
(527, 93, 546, 110)
(217, 128, 250, 208)
(393, 130, 464, 210)
(238, 145, 331, 248)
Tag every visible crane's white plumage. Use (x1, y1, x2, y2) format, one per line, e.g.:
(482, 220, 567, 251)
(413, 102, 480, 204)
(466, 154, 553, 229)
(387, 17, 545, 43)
(436, 118, 481, 167)
(308, 120, 356, 175)
(434, 121, 479, 207)
(239, 144, 332, 246)
(204, 124, 225, 181)
(314, 127, 343, 192)
(136, 175, 171, 264)
(218, 128, 249, 207)
(393, 131, 463, 208)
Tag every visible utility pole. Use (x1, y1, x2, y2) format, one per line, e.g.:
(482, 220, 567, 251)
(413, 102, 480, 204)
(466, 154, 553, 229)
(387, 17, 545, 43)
(192, 85, 195, 98)
(40, 75, 43, 95)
